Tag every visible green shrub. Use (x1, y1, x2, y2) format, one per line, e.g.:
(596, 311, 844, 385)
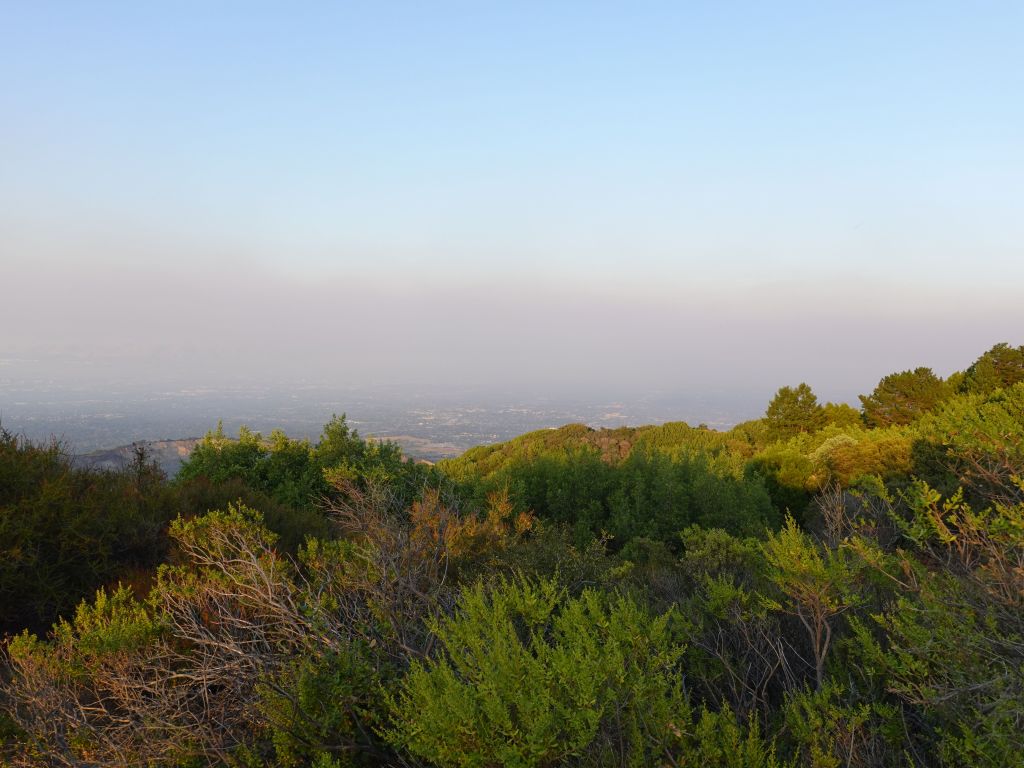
(386, 575, 686, 767)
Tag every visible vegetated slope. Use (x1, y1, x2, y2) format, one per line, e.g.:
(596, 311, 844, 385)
(440, 343, 1024, 549)
(443, 421, 753, 478)
(0, 430, 175, 635)
(0, 415, 430, 635)
(2, 343, 1023, 768)
(441, 422, 778, 544)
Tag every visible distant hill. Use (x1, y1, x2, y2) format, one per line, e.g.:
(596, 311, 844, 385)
(75, 438, 203, 478)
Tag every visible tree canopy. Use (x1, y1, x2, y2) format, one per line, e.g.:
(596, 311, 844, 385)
(959, 342, 1024, 394)
(859, 366, 951, 427)
(764, 383, 825, 441)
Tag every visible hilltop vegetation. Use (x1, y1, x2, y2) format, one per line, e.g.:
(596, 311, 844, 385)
(442, 343, 1024, 546)
(2, 343, 1023, 767)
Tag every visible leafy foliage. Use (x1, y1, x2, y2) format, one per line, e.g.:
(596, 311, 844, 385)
(387, 575, 687, 767)
(959, 342, 1024, 395)
(4, 343, 1024, 767)
(859, 367, 951, 427)
(452, 444, 776, 549)
(177, 414, 433, 510)
(765, 383, 825, 441)
(0, 429, 172, 634)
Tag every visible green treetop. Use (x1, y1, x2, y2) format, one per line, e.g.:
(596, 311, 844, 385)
(859, 366, 951, 427)
(765, 383, 825, 441)
(959, 342, 1024, 395)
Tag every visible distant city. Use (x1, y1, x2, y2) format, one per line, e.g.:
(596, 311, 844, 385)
(0, 380, 765, 470)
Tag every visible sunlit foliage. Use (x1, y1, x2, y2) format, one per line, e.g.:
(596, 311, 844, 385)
(4, 343, 1024, 767)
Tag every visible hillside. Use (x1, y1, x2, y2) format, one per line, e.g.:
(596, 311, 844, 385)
(75, 437, 204, 477)
(2, 343, 1024, 767)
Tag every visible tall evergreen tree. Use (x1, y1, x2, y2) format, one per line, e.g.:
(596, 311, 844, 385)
(859, 366, 951, 427)
(959, 342, 1024, 395)
(765, 383, 825, 441)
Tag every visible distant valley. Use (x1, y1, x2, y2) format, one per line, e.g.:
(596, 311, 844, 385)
(7, 383, 763, 472)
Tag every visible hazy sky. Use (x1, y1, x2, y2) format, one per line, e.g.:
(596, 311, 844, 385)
(2, 2, 1022, 404)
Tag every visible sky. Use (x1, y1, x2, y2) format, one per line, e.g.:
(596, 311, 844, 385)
(2, 1, 1022, 406)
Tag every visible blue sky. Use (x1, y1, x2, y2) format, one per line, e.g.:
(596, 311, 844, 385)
(2, 2, 1022, 402)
